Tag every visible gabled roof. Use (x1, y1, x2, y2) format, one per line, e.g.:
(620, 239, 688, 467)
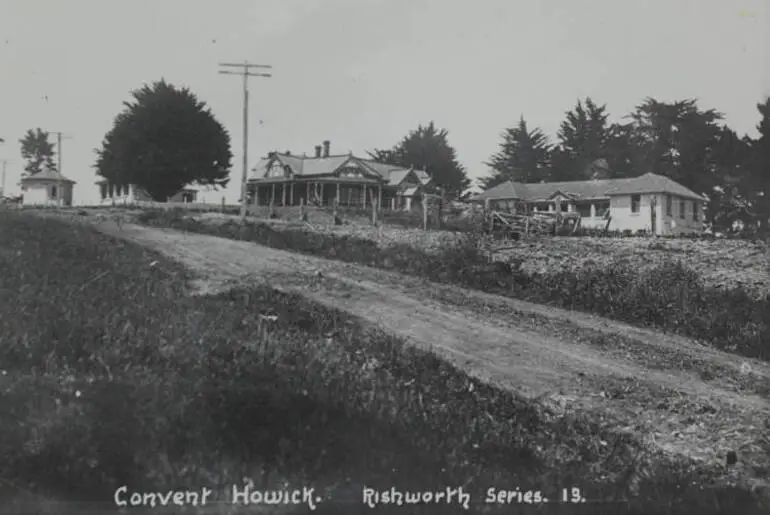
(604, 173, 702, 200)
(249, 152, 432, 188)
(22, 168, 76, 184)
(473, 173, 702, 202)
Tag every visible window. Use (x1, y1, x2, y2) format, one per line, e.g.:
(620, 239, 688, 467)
(594, 201, 610, 218)
(679, 199, 685, 219)
(693, 201, 699, 221)
(50, 186, 57, 199)
(666, 195, 672, 216)
(575, 202, 592, 217)
(631, 194, 640, 213)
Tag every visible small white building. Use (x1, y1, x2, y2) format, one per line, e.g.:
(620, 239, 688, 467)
(95, 179, 198, 205)
(20, 168, 76, 207)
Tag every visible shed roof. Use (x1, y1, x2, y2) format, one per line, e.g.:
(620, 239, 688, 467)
(22, 169, 76, 184)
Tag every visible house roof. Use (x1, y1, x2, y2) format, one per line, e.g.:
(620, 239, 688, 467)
(250, 152, 431, 188)
(603, 173, 702, 200)
(22, 169, 76, 184)
(473, 173, 702, 202)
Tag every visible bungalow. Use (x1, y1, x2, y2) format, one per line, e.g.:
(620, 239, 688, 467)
(95, 179, 198, 205)
(20, 167, 76, 207)
(247, 140, 434, 211)
(471, 172, 704, 235)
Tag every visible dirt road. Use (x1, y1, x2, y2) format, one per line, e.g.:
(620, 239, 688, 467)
(80, 218, 770, 488)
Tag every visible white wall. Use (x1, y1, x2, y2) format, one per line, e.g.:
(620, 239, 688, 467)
(658, 194, 703, 235)
(22, 181, 74, 206)
(608, 193, 701, 235)
(97, 184, 194, 204)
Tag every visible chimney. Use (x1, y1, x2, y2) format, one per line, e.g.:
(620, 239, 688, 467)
(285, 150, 291, 156)
(314, 145, 322, 158)
(267, 151, 276, 158)
(323, 140, 330, 158)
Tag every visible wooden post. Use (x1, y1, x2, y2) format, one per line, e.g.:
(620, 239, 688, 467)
(300, 197, 306, 221)
(333, 198, 339, 224)
(422, 196, 428, 230)
(290, 182, 294, 206)
(221, 196, 225, 213)
(271, 184, 276, 206)
(306, 182, 310, 204)
(336, 183, 340, 205)
(282, 182, 287, 206)
(362, 185, 367, 209)
(377, 185, 382, 212)
(369, 187, 377, 225)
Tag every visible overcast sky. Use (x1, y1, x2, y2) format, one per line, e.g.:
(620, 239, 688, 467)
(0, 0, 767, 204)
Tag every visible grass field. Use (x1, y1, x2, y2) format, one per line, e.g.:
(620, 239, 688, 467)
(1, 213, 767, 514)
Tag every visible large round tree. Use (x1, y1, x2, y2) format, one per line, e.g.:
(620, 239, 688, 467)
(95, 80, 232, 200)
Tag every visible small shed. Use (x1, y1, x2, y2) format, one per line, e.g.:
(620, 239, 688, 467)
(20, 168, 76, 207)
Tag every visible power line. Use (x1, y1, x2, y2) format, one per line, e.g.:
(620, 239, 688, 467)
(218, 61, 272, 220)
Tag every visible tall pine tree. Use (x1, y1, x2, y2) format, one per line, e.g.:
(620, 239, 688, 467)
(751, 97, 770, 229)
(552, 97, 611, 181)
(481, 117, 551, 189)
(369, 122, 469, 199)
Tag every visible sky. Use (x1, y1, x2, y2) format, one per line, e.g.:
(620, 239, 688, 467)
(0, 0, 768, 204)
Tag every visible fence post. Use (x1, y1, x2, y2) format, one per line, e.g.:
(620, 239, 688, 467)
(370, 188, 378, 226)
(221, 196, 225, 213)
(333, 198, 341, 225)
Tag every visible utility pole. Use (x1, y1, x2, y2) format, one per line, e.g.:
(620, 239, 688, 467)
(1, 160, 6, 199)
(0, 137, 5, 199)
(50, 131, 72, 207)
(218, 61, 272, 220)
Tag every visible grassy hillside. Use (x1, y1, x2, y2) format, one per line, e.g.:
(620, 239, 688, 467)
(0, 212, 765, 514)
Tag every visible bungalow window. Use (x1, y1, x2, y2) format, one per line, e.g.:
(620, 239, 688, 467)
(594, 201, 610, 217)
(575, 202, 592, 217)
(679, 199, 685, 219)
(631, 194, 640, 213)
(693, 201, 699, 221)
(666, 195, 672, 216)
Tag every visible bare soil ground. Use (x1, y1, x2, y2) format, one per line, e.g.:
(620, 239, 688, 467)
(45, 209, 770, 494)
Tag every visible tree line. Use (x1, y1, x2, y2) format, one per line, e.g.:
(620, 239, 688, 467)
(15, 80, 770, 231)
